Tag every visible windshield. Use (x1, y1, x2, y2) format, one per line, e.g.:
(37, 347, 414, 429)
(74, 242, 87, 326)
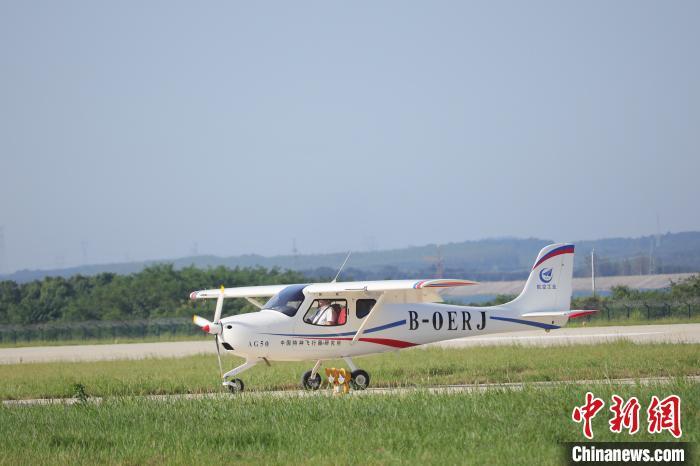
(263, 284, 308, 317)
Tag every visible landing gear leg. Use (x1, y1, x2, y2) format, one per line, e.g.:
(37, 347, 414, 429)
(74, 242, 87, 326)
(343, 356, 370, 390)
(222, 360, 258, 394)
(301, 360, 322, 390)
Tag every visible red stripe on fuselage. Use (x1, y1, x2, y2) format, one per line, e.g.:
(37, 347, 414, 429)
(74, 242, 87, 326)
(357, 337, 417, 348)
(424, 281, 474, 288)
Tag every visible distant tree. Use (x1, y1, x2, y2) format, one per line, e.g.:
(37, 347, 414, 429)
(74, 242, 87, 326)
(0, 264, 305, 323)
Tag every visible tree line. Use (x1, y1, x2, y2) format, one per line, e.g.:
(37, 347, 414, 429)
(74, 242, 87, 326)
(571, 274, 700, 320)
(0, 264, 305, 325)
(1, 262, 698, 326)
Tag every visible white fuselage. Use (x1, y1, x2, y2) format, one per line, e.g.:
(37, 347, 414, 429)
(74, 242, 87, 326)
(220, 300, 566, 362)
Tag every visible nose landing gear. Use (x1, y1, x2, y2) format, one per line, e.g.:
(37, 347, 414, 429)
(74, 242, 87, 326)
(224, 378, 244, 393)
(221, 359, 259, 394)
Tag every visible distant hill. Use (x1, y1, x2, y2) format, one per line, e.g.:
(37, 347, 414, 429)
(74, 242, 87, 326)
(3, 232, 700, 283)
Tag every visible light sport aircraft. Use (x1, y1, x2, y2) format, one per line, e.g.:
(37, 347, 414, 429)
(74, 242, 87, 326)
(191, 243, 595, 393)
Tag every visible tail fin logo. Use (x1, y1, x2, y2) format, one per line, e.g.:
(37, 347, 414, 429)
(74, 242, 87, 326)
(539, 267, 553, 283)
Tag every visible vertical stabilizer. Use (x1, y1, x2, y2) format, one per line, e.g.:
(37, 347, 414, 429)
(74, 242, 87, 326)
(502, 243, 575, 313)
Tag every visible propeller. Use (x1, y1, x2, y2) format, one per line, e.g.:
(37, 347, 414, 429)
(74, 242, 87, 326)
(192, 314, 222, 335)
(192, 285, 226, 379)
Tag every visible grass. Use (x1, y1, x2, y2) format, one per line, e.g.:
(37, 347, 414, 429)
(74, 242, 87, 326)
(0, 334, 207, 348)
(0, 381, 696, 465)
(568, 315, 700, 327)
(0, 341, 698, 400)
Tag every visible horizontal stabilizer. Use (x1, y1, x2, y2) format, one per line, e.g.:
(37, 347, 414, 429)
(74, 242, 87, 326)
(521, 309, 598, 319)
(568, 310, 599, 319)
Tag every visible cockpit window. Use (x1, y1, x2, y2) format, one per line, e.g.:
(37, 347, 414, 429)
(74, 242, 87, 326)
(263, 284, 307, 317)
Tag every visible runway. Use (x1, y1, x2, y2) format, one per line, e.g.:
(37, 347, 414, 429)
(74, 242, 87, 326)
(4, 375, 698, 407)
(1, 323, 698, 365)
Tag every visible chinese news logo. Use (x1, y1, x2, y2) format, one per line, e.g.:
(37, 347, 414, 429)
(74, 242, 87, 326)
(571, 392, 682, 439)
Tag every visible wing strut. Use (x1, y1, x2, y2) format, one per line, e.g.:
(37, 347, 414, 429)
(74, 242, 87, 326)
(351, 293, 387, 345)
(245, 297, 264, 309)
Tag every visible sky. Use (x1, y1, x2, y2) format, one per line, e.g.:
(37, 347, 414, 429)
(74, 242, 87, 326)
(1, 1, 699, 273)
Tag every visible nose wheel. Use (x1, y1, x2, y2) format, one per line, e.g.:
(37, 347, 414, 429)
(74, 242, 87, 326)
(224, 378, 244, 393)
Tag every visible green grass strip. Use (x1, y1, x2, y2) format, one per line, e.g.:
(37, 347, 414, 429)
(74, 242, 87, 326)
(0, 381, 696, 465)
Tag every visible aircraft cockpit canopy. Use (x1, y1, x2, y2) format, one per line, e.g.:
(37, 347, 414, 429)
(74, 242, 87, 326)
(263, 284, 307, 316)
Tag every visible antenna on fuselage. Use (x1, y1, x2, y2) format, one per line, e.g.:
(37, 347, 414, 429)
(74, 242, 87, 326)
(332, 251, 352, 283)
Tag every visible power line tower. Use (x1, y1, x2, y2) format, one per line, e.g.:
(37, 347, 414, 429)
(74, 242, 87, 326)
(292, 238, 299, 267)
(649, 213, 663, 275)
(424, 245, 445, 279)
(654, 213, 662, 273)
(591, 248, 596, 297)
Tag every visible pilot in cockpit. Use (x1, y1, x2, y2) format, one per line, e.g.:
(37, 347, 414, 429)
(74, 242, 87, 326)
(311, 299, 337, 325)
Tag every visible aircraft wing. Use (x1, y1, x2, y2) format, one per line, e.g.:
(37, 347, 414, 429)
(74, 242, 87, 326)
(304, 279, 478, 302)
(189, 284, 292, 301)
(190, 279, 478, 302)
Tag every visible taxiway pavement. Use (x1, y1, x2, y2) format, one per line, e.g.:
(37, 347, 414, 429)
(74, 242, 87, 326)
(1, 323, 698, 365)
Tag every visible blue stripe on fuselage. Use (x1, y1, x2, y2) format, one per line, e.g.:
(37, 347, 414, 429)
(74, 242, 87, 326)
(489, 316, 560, 330)
(265, 319, 406, 338)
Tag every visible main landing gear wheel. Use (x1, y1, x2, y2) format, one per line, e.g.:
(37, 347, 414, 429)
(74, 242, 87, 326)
(301, 370, 322, 390)
(350, 369, 370, 390)
(226, 378, 244, 394)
